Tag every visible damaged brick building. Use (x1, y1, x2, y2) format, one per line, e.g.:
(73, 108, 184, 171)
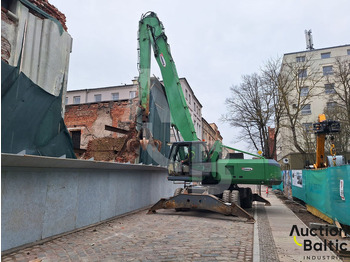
(64, 78, 171, 165)
(64, 99, 139, 162)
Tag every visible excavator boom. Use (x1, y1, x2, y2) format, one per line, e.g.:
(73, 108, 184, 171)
(138, 12, 198, 141)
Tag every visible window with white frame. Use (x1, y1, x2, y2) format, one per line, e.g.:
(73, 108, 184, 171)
(94, 94, 102, 102)
(298, 68, 307, 78)
(323, 66, 333, 76)
(296, 56, 306, 62)
(65, 97, 68, 105)
(321, 52, 331, 59)
(129, 91, 136, 99)
(301, 104, 311, 115)
(73, 96, 80, 104)
(325, 83, 335, 94)
(300, 86, 309, 97)
(112, 93, 119, 100)
(326, 101, 337, 109)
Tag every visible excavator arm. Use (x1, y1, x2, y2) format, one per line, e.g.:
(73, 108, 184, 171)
(137, 12, 198, 142)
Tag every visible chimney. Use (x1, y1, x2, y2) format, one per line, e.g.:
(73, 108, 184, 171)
(132, 77, 138, 85)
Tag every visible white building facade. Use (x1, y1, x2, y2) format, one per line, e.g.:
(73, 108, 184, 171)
(277, 44, 350, 166)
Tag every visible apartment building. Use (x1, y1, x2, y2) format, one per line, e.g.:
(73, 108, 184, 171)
(65, 80, 138, 105)
(277, 44, 350, 168)
(202, 119, 223, 149)
(170, 78, 203, 141)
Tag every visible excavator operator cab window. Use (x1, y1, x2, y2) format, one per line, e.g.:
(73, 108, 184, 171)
(168, 142, 210, 177)
(168, 144, 191, 176)
(191, 142, 209, 163)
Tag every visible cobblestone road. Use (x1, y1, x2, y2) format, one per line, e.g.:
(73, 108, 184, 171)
(2, 209, 254, 262)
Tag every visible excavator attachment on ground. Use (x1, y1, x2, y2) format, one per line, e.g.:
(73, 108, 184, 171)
(147, 183, 272, 222)
(148, 193, 255, 223)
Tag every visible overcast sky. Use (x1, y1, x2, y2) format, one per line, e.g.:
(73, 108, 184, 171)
(50, 0, 350, 153)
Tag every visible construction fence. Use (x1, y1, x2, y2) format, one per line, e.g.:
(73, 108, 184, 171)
(273, 165, 350, 226)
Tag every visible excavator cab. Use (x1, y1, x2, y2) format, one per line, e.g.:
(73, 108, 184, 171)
(167, 141, 212, 182)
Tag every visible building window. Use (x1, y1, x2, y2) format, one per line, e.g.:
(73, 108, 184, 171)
(185, 89, 188, 100)
(302, 123, 313, 133)
(325, 83, 335, 94)
(188, 94, 191, 104)
(347, 49, 350, 55)
(323, 66, 333, 76)
(129, 91, 136, 99)
(300, 86, 309, 97)
(112, 93, 119, 100)
(194, 102, 196, 113)
(327, 101, 337, 109)
(298, 69, 307, 78)
(321, 52, 331, 59)
(94, 94, 102, 102)
(296, 56, 306, 62)
(73, 96, 80, 104)
(65, 97, 68, 105)
(71, 130, 81, 149)
(301, 104, 311, 115)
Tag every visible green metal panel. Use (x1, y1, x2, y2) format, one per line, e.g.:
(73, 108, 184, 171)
(216, 158, 281, 185)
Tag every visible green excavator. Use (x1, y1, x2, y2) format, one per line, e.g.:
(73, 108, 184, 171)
(136, 12, 281, 222)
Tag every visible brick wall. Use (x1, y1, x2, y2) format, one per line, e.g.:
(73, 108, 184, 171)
(27, 0, 67, 31)
(64, 99, 139, 162)
(1, 7, 15, 63)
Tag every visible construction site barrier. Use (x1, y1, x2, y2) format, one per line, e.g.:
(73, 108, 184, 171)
(276, 166, 350, 226)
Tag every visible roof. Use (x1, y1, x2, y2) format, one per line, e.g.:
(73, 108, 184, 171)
(67, 84, 136, 93)
(284, 44, 350, 56)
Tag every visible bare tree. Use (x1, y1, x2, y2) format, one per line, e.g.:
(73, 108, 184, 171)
(324, 56, 350, 152)
(222, 71, 278, 159)
(260, 57, 285, 159)
(223, 54, 348, 162)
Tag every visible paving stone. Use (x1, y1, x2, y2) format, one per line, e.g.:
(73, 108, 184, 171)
(2, 207, 256, 261)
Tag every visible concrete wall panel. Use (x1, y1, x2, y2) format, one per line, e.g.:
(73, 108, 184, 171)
(1, 154, 177, 252)
(1, 170, 48, 251)
(42, 172, 78, 239)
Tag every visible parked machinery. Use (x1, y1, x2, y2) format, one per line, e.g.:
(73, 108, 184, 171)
(137, 12, 281, 222)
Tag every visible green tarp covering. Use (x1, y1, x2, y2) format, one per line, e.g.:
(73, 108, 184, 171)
(272, 182, 283, 191)
(1, 61, 76, 158)
(290, 166, 350, 226)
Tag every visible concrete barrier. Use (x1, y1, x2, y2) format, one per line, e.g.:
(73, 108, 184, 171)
(1, 153, 178, 251)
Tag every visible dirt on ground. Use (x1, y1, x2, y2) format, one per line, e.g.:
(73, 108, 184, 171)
(274, 190, 350, 262)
